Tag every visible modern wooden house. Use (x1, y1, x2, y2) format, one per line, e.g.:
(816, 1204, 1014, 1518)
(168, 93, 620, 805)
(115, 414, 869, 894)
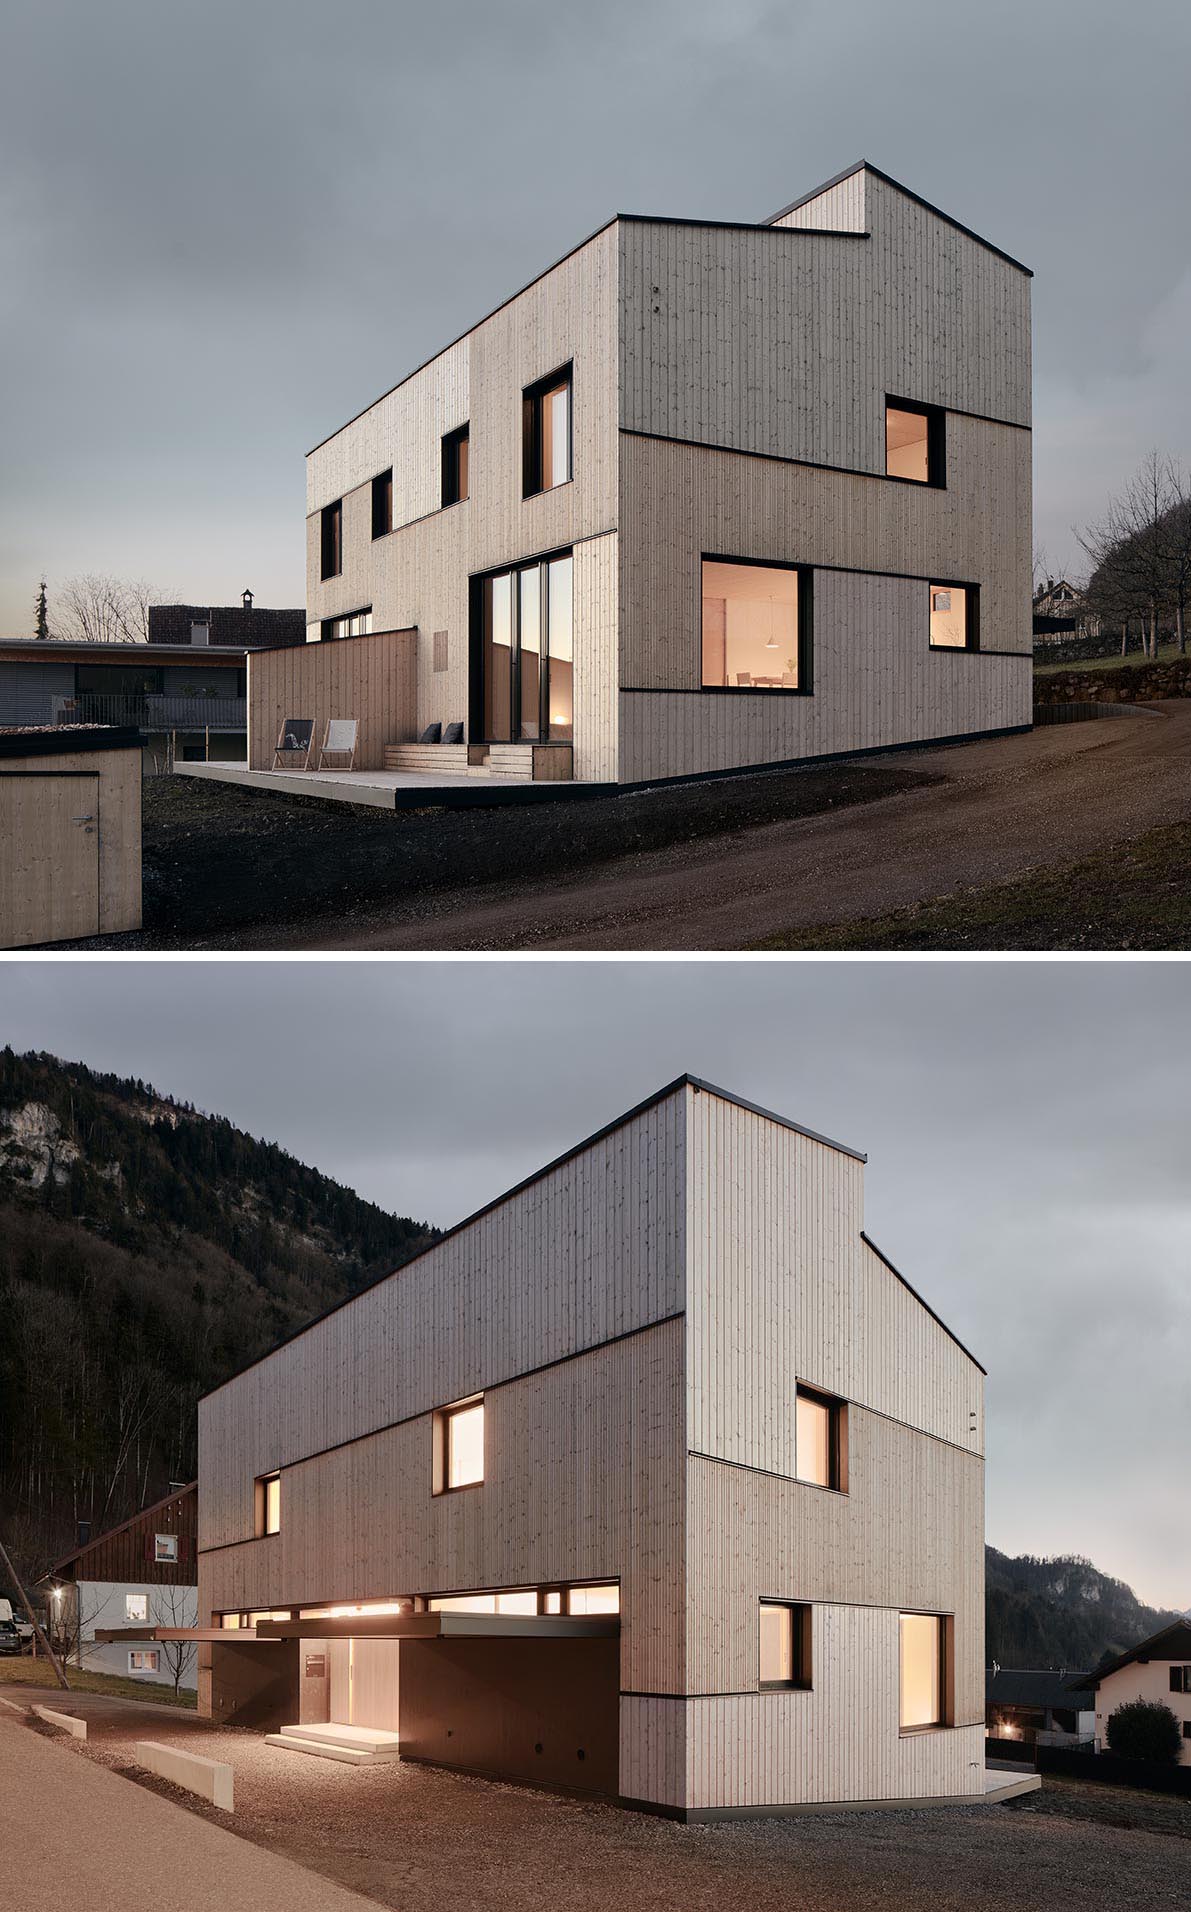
(194, 1076, 988, 1816)
(301, 160, 1032, 787)
(50, 1483, 199, 1689)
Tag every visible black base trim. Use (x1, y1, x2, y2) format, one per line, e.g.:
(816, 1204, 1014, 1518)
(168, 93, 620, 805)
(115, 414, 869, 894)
(613, 723, 1033, 796)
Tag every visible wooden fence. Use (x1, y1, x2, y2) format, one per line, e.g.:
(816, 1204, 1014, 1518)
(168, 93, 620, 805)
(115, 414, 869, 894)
(247, 629, 417, 771)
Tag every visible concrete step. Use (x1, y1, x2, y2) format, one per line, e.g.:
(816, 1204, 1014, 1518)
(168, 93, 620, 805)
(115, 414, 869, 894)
(276, 1720, 400, 1754)
(265, 1726, 400, 1766)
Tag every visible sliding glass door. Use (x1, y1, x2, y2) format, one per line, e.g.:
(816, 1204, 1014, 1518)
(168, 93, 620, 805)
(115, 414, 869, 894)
(478, 552, 573, 744)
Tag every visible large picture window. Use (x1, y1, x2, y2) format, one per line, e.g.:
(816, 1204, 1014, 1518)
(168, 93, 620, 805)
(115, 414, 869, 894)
(929, 583, 978, 651)
(900, 1612, 949, 1730)
(701, 559, 810, 691)
(523, 366, 572, 496)
(886, 399, 945, 485)
(477, 552, 573, 744)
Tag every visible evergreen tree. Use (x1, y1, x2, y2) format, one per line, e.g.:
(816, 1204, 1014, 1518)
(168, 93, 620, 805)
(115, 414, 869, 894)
(34, 579, 49, 641)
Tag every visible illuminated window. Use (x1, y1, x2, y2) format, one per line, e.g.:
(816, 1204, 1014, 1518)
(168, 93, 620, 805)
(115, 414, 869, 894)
(299, 1600, 413, 1620)
(479, 553, 572, 745)
(255, 1472, 281, 1537)
(542, 1590, 563, 1614)
(321, 607, 373, 641)
(701, 559, 809, 692)
(885, 399, 944, 485)
(154, 1533, 179, 1563)
(442, 425, 469, 506)
(566, 1584, 619, 1615)
(434, 1398, 484, 1493)
(795, 1385, 846, 1490)
(523, 366, 572, 496)
(372, 468, 393, 539)
(320, 499, 342, 579)
(429, 1589, 538, 1615)
(929, 583, 978, 651)
(220, 1613, 242, 1629)
(125, 1594, 148, 1623)
(759, 1602, 811, 1689)
(248, 1610, 291, 1626)
(900, 1612, 949, 1730)
(128, 1649, 160, 1673)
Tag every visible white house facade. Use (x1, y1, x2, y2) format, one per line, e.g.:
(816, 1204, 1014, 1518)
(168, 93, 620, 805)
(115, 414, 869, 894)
(51, 1483, 199, 1690)
(296, 161, 1032, 789)
(1090, 1622, 1191, 1764)
(195, 1076, 986, 1816)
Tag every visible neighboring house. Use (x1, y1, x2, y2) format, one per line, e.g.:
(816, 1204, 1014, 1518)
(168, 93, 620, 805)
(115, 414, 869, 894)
(48, 1484, 198, 1690)
(1032, 576, 1099, 644)
(301, 159, 1032, 787)
(1087, 1621, 1191, 1765)
(147, 591, 305, 650)
(194, 1075, 986, 1817)
(0, 639, 250, 767)
(986, 1666, 1096, 1744)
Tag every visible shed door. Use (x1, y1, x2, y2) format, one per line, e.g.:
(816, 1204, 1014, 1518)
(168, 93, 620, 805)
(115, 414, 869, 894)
(0, 774, 100, 948)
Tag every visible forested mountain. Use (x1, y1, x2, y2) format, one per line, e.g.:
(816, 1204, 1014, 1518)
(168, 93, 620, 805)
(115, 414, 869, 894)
(0, 1049, 437, 1579)
(986, 1546, 1181, 1669)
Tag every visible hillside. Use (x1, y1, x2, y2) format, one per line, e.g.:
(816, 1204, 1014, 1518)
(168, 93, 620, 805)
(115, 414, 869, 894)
(986, 1546, 1182, 1668)
(0, 1048, 437, 1578)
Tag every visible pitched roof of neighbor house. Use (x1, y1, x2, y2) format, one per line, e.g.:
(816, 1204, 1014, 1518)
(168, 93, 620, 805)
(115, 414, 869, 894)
(1087, 1620, 1191, 1685)
(987, 1666, 1096, 1710)
(46, 1482, 197, 1578)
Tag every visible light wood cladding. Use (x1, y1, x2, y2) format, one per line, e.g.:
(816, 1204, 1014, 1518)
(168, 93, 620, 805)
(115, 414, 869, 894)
(247, 629, 417, 771)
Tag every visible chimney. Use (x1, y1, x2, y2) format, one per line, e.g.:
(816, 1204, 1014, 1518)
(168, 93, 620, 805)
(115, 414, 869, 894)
(76, 1519, 91, 1548)
(242, 588, 254, 611)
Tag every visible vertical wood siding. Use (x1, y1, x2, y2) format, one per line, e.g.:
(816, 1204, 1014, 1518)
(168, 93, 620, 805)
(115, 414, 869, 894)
(200, 1316, 685, 1698)
(198, 1091, 686, 1554)
(573, 531, 619, 782)
(246, 628, 417, 770)
(771, 172, 868, 234)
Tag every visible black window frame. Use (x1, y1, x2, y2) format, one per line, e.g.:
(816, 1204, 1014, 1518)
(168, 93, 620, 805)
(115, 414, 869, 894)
(442, 424, 470, 508)
(371, 468, 393, 540)
(432, 1395, 485, 1496)
(794, 1382, 848, 1492)
(758, 1600, 813, 1692)
(885, 396, 946, 489)
(522, 363, 573, 499)
(320, 499, 342, 580)
(320, 606, 373, 642)
(699, 554, 814, 697)
(928, 579, 981, 653)
(468, 544, 574, 746)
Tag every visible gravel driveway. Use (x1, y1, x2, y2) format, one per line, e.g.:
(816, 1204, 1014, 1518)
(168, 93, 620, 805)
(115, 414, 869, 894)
(11, 1692, 1190, 1912)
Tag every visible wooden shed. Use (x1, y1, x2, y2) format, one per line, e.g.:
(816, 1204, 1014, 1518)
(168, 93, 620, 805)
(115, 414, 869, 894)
(0, 726, 142, 948)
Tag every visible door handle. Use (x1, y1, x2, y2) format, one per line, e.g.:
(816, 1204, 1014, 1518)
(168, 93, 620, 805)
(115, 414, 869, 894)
(72, 815, 95, 823)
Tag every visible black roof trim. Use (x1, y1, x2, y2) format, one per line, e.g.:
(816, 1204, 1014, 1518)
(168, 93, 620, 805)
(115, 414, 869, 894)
(0, 725, 142, 760)
(766, 159, 1032, 277)
(201, 1077, 865, 1401)
(1085, 1618, 1191, 1685)
(860, 1231, 987, 1374)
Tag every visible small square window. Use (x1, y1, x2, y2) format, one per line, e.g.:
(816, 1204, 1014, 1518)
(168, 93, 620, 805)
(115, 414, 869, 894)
(372, 468, 393, 539)
(886, 399, 944, 485)
(434, 1398, 484, 1493)
(929, 582, 978, 651)
(128, 1649, 160, 1673)
(759, 1601, 811, 1689)
(442, 425, 469, 507)
(154, 1533, 179, 1563)
(795, 1385, 847, 1491)
(523, 368, 571, 497)
(126, 1593, 148, 1623)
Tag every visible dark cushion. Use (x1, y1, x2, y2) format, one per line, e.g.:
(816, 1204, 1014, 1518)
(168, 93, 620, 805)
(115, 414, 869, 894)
(442, 721, 464, 744)
(418, 723, 442, 744)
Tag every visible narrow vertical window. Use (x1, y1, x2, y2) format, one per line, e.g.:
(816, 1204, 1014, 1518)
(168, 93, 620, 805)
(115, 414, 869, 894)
(900, 1613, 949, 1730)
(795, 1384, 847, 1490)
(442, 425, 469, 506)
(256, 1471, 281, 1537)
(885, 399, 945, 485)
(759, 1602, 811, 1689)
(320, 499, 342, 579)
(434, 1396, 485, 1492)
(523, 366, 572, 496)
(371, 468, 393, 539)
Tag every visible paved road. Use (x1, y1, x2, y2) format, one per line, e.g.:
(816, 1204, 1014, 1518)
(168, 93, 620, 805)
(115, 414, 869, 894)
(219, 707, 1191, 951)
(0, 1713, 382, 1912)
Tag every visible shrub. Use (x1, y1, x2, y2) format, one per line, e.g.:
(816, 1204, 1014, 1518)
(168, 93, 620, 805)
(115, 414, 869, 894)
(1105, 1699, 1182, 1764)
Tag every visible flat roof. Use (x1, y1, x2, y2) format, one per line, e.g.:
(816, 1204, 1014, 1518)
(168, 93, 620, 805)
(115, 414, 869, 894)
(0, 640, 249, 663)
(200, 1076, 865, 1399)
(256, 1613, 620, 1642)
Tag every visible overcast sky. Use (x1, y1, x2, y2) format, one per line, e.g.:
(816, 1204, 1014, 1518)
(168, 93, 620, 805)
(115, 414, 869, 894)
(2, 957, 1187, 1611)
(2, 0, 1190, 632)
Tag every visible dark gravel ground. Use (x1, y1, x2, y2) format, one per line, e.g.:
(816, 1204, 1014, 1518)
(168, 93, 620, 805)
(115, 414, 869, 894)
(14, 1694, 1190, 1912)
(70, 758, 938, 948)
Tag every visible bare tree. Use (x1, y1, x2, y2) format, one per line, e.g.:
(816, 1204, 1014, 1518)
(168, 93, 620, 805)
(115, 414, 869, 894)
(151, 1582, 198, 1698)
(1164, 462, 1191, 656)
(1078, 452, 1178, 660)
(51, 575, 165, 645)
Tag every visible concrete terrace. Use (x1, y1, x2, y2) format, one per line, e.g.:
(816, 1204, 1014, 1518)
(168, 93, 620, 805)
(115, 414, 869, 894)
(174, 760, 612, 810)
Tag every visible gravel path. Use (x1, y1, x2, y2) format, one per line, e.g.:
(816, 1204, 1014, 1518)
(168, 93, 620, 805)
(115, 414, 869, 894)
(10, 1691, 1189, 1912)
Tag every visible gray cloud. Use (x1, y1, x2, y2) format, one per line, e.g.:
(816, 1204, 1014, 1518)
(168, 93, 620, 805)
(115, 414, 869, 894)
(2, 0, 1190, 622)
(2, 956, 1188, 1609)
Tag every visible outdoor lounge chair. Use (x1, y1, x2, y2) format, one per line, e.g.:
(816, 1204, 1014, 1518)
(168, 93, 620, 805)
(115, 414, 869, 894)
(316, 718, 358, 772)
(271, 718, 315, 770)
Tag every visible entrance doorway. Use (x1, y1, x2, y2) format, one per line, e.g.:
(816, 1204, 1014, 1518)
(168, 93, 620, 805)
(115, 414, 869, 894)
(475, 552, 573, 744)
(327, 1637, 400, 1732)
